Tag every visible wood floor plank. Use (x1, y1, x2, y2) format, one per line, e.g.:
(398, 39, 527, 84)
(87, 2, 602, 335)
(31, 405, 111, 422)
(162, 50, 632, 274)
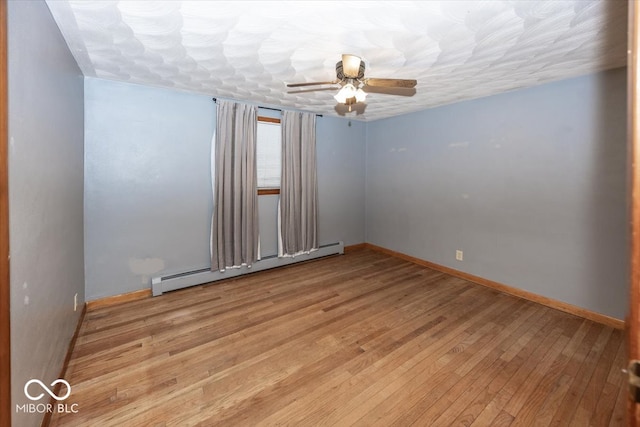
(549, 325, 614, 425)
(569, 328, 625, 426)
(510, 319, 590, 425)
(446, 304, 552, 426)
(592, 336, 627, 426)
(460, 308, 564, 426)
(212, 285, 491, 425)
(300, 293, 519, 427)
(49, 249, 627, 427)
(356, 299, 540, 426)
(413, 318, 568, 425)
(257, 287, 495, 426)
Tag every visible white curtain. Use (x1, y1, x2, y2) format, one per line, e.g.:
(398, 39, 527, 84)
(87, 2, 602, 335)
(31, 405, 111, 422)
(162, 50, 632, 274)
(210, 100, 260, 271)
(278, 110, 318, 257)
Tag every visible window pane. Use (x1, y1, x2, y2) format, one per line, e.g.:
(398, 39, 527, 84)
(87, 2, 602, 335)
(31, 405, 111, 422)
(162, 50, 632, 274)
(256, 121, 281, 188)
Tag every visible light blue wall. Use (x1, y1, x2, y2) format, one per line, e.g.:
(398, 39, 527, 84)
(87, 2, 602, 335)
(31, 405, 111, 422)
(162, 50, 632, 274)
(8, 1, 85, 426)
(365, 67, 628, 319)
(84, 78, 215, 300)
(84, 79, 366, 299)
(317, 117, 366, 247)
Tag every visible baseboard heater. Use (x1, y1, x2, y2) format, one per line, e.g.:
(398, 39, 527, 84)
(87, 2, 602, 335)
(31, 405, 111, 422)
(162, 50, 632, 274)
(151, 241, 344, 296)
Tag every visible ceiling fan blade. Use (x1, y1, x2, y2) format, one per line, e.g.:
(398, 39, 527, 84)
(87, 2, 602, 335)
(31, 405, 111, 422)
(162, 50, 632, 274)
(362, 85, 417, 97)
(287, 87, 339, 94)
(342, 54, 362, 78)
(287, 81, 338, 88)
(365, 78, 417, 88)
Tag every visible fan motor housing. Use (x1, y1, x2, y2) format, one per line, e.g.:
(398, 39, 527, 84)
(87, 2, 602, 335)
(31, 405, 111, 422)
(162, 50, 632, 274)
(336, 61, 366, 81)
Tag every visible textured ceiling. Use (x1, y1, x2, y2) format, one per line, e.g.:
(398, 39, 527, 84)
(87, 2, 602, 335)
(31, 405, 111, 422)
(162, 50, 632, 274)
(45, 0, 628, 121)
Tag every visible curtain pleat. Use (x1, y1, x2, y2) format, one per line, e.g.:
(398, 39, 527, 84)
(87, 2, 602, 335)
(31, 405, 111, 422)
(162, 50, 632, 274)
(279, 111, 318, 256)
(211, 100, 259, 271)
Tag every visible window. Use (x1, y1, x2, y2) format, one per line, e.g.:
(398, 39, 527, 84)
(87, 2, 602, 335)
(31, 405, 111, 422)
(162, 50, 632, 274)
(256, 116, 281, 194)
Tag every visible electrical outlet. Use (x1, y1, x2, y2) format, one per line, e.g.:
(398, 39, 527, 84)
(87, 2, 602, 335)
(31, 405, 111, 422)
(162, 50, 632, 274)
(74, 293, 78, 312)
(456, 250, 463, 261)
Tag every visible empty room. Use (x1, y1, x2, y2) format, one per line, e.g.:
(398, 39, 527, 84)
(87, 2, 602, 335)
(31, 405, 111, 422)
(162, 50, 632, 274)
(3, 0, 640, 426)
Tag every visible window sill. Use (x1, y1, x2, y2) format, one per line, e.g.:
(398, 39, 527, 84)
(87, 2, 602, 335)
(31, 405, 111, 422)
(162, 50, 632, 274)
(258, 188, 280, 195)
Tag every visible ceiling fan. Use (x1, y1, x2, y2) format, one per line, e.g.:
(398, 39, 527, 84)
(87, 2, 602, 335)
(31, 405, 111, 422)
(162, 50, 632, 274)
(287, 54, 417, 111)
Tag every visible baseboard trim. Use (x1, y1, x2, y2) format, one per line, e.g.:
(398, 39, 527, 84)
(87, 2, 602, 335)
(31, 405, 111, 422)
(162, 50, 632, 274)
(364, 243, 625, 330)
(41, 303, 86, 427)
(86, 289, 152, 311)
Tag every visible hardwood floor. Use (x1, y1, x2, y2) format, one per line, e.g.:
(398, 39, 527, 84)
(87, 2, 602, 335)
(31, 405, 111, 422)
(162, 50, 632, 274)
(49, 249, 627, 426)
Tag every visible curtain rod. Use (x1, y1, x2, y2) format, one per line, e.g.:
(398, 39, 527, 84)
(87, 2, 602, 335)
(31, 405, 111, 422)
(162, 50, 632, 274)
(212, 98, 322, 117)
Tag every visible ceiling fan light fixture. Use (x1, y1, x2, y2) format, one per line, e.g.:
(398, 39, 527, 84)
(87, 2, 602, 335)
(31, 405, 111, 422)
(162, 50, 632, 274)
(334, 83, 357, 103)
(355, 87, 367, 103)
